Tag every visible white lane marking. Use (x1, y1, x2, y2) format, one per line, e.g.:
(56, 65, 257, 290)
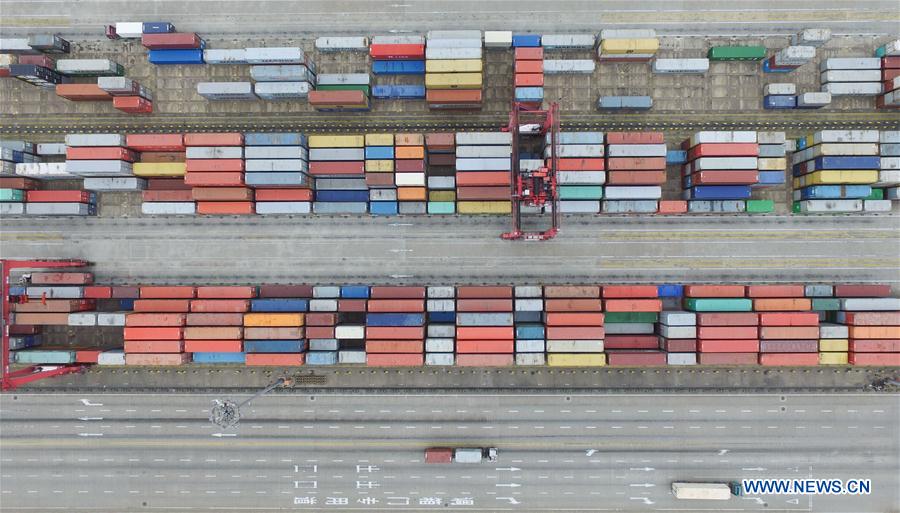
(77, 433, 103, 437)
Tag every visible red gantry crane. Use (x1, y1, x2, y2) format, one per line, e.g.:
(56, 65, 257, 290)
(501, 100, 561, 241)
(2, 258, 90, 390)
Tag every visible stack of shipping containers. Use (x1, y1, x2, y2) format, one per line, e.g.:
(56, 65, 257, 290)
(682, 131, 759, 213)
(184, 133, 251, 215)
(131, 134, 192, 215)
(425, 31, 483, 110)
(686, 285, 759, 365)
(878, 131, 899, 202)
(309, 134, 367, 214)
(187, 286, 252, 364)
(425, 286, 456, 366)
(551, 132, 604, 213)
(514, 285, 545, 366)
(603, 286, 665, 366)
(336, 285, 369, 365)
(125, 286, 192, 366)
(371, 39, 425, 101)
(597, 29, 658, 62)
(456, 286, 514, 367)
(454, 132, 512, 214)
(763, 45, 815, 74)
(836, 286, 900, 366)
(542, 34, 596, 79)
(251, 61, 314, 100)
(366, 286, 426, 366)
(658, 308, 697, 365)
(55, 59, 124, 102)
(604, 132, 665, 213)
(809, 283, 849, 365)
(365, 133, 397, 215)
(139, 22, 205, 66)
(395, 133, 427, 214)
(513, 44, 543, 106)
(877, 43, 900, 109)
(98, 76, 153, 114)
(306, 289, 338, 366)
(244, 132, 311, 214)
(249, 284, 312, 365)
(791, 130, 880, 213)
(752, 132, 787, 203)
(544, 285, 605, 367)
(425, 133, 456, 214)
(820, 58, 883, 97)
(1, 141, 39, 215)
(753, 285, 820, 366)
(310, 73, 370, 111)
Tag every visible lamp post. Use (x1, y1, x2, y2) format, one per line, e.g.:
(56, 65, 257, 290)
(209, 377, 293, 429)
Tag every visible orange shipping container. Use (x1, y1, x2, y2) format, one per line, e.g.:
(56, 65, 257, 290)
(185, 159, 245, 172)
(365, 326, 425, 339)
(183, 133, 243, 146)
(697, 312, 759, 326)
(545, 326, 605, 339)
(746, 285, 804, 298)
(456, 354, 514, 366)
(849, 352, 900, 366)
(759, 312, 819, 326)
(56, 84, 112, 101)
(603, 299, 662, 312)
(10, 313, 69, 325)
(139, 286, 196, 299)
(306, 326, 335, 338)
(367, 299, 425, 312)
(543, 285, 599, 298)
(426, 89, 482, 104)
(849, 339, 900, 352)
(254, 188, 313, 201)
(183, 340, 243, 352)
(192, 187, 254, 202)
(759, 353, 819, 366)
(124, 339, 184, 353)
(557, 158, 605, 171)
(514, 73, 543, 87)
(125, 313, 187, 327)
(369, 286, 426, 299)
(142, 190, 193, 202)
(455, 339, 513, 353)
(197, 202, 255, 215)
(697, 339, 760, 352)
(602, 285, 658, 298)
(395, 146, 424, 159)
(133, 299, 191, 312)
(397, 187, 426, 201)
(190, 299, 250, 313)
(543, 312, 605, 326)
(759, 326, 820, 339)
(684, 285, 746, 298)
(605, 170, 666, 185)
(123, 326, 183, 340)
(457, 286, 513, 299)
(753, 298, 811, 311)
(841, 312, 900, 325)
(606, 132, 664, 144)
(366, 353, 425, 366)
(243, 327, 304, 339)
(245, 353, 305, 366)
(848, 326, 900, 339)
(698, 326, 758, 339)
(365, 340, 424, 353)
(184, 172, 244, 187)
(605, 157, 667, 170)
(127, 134, 185, 152)
(456, 299, 513, 312)
(197, 286, 256, 299)
(183, 326, 243, 340)
(658, 200, 688, 214)
(456, 326, 514, 340)
(13, 300, 94, 313)
(75, 350, 102, 363)
(186, 313, 244, 326)
(544, 299, 603, 312)
(126, 353, 191, 365)
(141, 152, 186, 163)
(243, 313, 304, 327)
(454, 172, 510, 186)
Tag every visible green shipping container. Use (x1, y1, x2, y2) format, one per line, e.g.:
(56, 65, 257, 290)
(707, 46, 767, 61)
(746, 199, 774, 213)
(316, 84, 371, 95)
(685, 298, 753, 312)
(427, 202, 455, 214)
(791, 201, 802, 213)
(429, 190, 456, 202)
(812, 298, 841, 311)
(865, 188, 884, 200)
(558, 185, 603, 200)
(0, 189, 24, 202)
(604, 312, 659, 323)
(13, 350, 76, 364)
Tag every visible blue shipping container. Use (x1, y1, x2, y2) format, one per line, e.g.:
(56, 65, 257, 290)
(315, 190, 369, 202)
(657, 284, 684, 297)
(372, 60, 425, 75)
(690, 185, 752, 200)
(372, 84, 426, 99)
(762, 60, 795, 73)
(756, 170, 786, 185)
(515, 86, 543, 102)
(8, 286, 26, 296)
(796, 156, 881, 172)
(244, 133, 308, 146)
(515, 325, 545, 339)
(763, 95, 797, 109)
(428, 311, 456, 323)
(306, 351, 338, 365)
(512, 34, 541, 47)
(800, 185, 872, 200)
(250, 298, 309, 312)
(514, 311, 543, 323)
(148, 49, 204, 65)
(192, 352, 246, 364)
(366, 313, 425, 327)
(142, 22, 175, 34)
(243, 340, 307, 353)
(364, 146, 394, 159)
(119, 299, 135, 310)
(369, 201, 399, 215)
(666, 150, 687, 165)
(341, 285, 370, 298)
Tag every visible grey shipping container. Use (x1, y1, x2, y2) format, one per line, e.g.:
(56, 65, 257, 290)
(65, 134, 125, 147)
(315, 36, 369, 51)
(203, 49, 249, 64)
(250, 65, 314, 83)
(254, 81, 311, 99)
(244, 146, 308, 159)
(197, 82, 257, 100)
(316, 73, 371, 86)
(56, 59, 122, 76)
(26, 203, 95, 216)
(309, 148, 365, 161)
(65, 160, 133, 176)
(83, 177, 147, 190)
(186, 146, 244, 159)
(245, 47, 306, 64)
(141, 202, 196, 215)
(255, 202, 312, 214)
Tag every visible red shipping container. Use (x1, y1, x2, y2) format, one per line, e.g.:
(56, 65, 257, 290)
(514, 73, 543, 87)
(515, 60, 542, 73)
(841, 312, 900, 325)
(184, 340, 243, 352)
(183, 133, 243, 147)
(366, 174, 395, 187)
(306, 326, 335, 338)
(557, 158, 605, 171)
(603, 299, 662, 312)
(456, 286, 512, 299)
(124, 339, 185, 353)
(606, 170, 666, 185)
(123, 326, 183, 340)
(0, 177, 40, 189)
(456, 326, 514, 340)
(759, 353, 819, 366)
(339, 299, 367, 312)
(543, 285, 600, 298)
(688, 143, 759, 159)
(310, 161, 365, 176)
(456, 339, 514, 353)
(658, 200, 688, 214)
(370, 286, 426, 299)
(140, 286, 195, 299)
(18, 54, 55, 68)
(697, 312, 759, 326)
(113, 96, 152, 113)
(197, 201, 255, 215)
(366, 353, 425, 366)
(305, 313, 337, 326)
(186, 313, 245, 326)
(753, 298, 811, 311)
(245, 353, 305, 366)
(26, 190, 93, 203)
(833, 284, 891, 297)
(147, 178, 191, 190)
(456, 186, 509, 201)
(10, 313, 69, 325)
(883, 68, 900, 81)
(544, 299, 603, 312)
(30, 272, 93, 285)
(456, 299, 513, 312)
(258, 284, 313, 298)
(849, 339, 900, 352)
(758, 340, 818, 353)
(602, 285, 658, 299)
(366, 326, 425, 340)
(190, 299, 249, 313)
(606, 132, 664, 145)
(367, 299, 425, 312)
(133, 299, 191, 313)
(196, 286, 256, 299)
(184, 326, 243, 339)
(126, 353, 191, 366)
(455, 172, 510, 186)
(184, 172, 244, 187)
(697, 339, 760, 352)
(543, 312, 605, 326)
(254, 188, 313, 201)
(75, 350, 102, 363)
(369, 44, 425, 60)
(545, 326, 604, 339)
(882, 56, 900, 69)
(66, 147, 136, 161)
(0, 69, 8, 77)
(9, 325, 40, 335)
(514, 47, 543, 60)
(456, 353, 513, 366)
(395, 159, 425, 173)
(759, 312, 819, 326)
(606, 157, 666, 171)
(56, 84, 112, 101)
(127, 134, 185, 151)
(142, 190, 193, 202)
(691, 170, 758, 185)
(698, 352, 758, 365)
(142, 32, 203, 49)
(607, 351, 667, 366)
(125, 313, 187, 326)
(849, 352, 900, 366)
(185, 159, 244, 172)
(308, 90, 368, 106)
(604, 335, 658, 349)
(426, 89, 483, 104)
(83, 286, 112, 299)
(425, 447, 453, 464)
(684, 284, 746, 297)
(698, 326, 758, 339)
(746, 285, 804, 298)
(111, 286, 141, 299)
(365, 340, 424, 353)
(659, 338, 697, 352)
(849, 326, 900, 339)
(13, 300, 94, 313)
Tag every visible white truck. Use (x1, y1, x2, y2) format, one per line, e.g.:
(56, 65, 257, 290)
(671, 482, 741, 500)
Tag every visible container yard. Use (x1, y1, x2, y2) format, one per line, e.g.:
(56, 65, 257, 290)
(1, 2, 898, 513)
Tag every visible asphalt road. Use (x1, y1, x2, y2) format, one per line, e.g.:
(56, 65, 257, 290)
(1, 215, 898, 285)
(0, 0, 896, 36)
(1, 392, 897, 512)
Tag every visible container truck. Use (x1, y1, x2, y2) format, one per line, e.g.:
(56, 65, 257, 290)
(672, 481, 742, 500)
(425, 447, 498, 463)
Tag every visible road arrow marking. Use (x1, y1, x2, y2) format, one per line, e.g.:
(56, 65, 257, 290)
(629, 483, 655, 488)
(743, 497, 766, 505)
(77, 433, 103, 437)
(495, 483, 521, 488)
(496, 497, 520, 504)
(78, 417, 103, 421)
(629, 497, 654, 505)
(787, 498, 800, 505)
(80, 399, 102, 407)
(717, 449, 729, 455)
(585, 449, 598, 456)
(629, 467, 655, 472)
(495, 467, 521, 472)
(212, 433, 237, 437)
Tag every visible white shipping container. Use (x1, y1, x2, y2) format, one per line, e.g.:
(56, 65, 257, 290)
(797, 92, 831, 107)
(338, 351, 367, 364)
(546, 340, 604, 352)
(878, 39, 900, 56)
(36, 143, 67, 155)
(667, 353, 697, 365)
(798, 199, 863, 213)
(604, 186, 662, 200)
(455, 132, 511, 146)
(558, 171, 606, 184)
(97, 313, 127, 326)
(693, 157, 758, 171)
(197, 82, 257, 100)
(245, 146, 308, 159)
(515, 286, 543, 298)
(56, 59, 119, 74)
(254, 202, 311, 214)
(658, 325, 696, 339)
(559, 201, 601, 213)
(483, 31, 512, 48)
(309, 299, 337, 312)
(427, 30, 482, 40)
(514, 299, 544, 311)
(455, 145, 511, 158)
(0, 203, 25, 215)
(98, 350, 126, 365)
(250, 65, 314, 83)
(821, 70, 882, 83)
(541, 34, 596, 49)
(659, 311, 696, 326)
(455, 157, 511, 171)
(606, 144, 666, 158)
(425, 353, 455, 366)
(426, 299, 455, 311)
(65, 133, 125, 147)
(424, 38, 482, 49)
(874, 169, 900, 186)
(544, 144, 604, 158)
(425, 47, 483, 60)
(427, 286, 455, 299)
(245, 159, 309, 172)
(68, 312, 97, 326)
(823, 81, 883, 95)
(690, 131, 757, 146)
(543, 59, 596, 74)
(427, 176, 455, 189)
(515, 340, 546, 353)
(141, 202, 196, 215)
(880, 157, 900, 170)
(600, 29, 656, 39)
(65, 160, 133, 176)
(315, 36, 368, 51)
(309, 148, 365, 161)
(97, 76, 137, 93)
(792, 28, 831, 47)
(15, 162, 72, 178)
(370, 35, 425, 45)
(26, 202, 94, 215)
(549, 132, 604, 145)
(203, 49, 248, 64)
(316, 73, 370, 86)
(425, 338, 455, 353)
(427, 324, 455, 338)
(840, 298, 900, 311)
(651, 58, 709, 74)
(775, 45, 815, 62)
(813, 130, 879, 144)
(254, 81, 311, 99)
(186, 146, 243, 159)
(757, 131, 786, 145)
(334, 325, 364, 339)
(244, 47, 305, 64)
(880, 131, 900, 144)
(394, 173, 426, 186)
(83, 177, 146, 191)
(369, 189, 397, 201)
(515, 353, 546, 366)
(820, 57, 881, 71)
(114, 22, 143, 38)
(764, 83, 796, 96)
(819, 323, 848, 339)
(863, 199, 892, 212)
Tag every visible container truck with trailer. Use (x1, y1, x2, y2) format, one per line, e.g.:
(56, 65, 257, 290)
(671, 481, 742, 500)
(425, 447, 498, 463)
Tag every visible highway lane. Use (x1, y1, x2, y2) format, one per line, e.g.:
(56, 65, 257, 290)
(1, 393, 897, 512)
(2, 215, 899, 284)
(0, 0, 896, 36)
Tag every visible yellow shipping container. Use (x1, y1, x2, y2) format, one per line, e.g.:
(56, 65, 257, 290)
(365, 160, 394, 172)
(365, 133, 394, 146)
(793, 170, 879, 187)
(308, 135, 365, 148)
(397, 187, 427, 201)
(758, 157, 787, 170)
(548, 353, 607, 367)
(457, 201, 512, 214)
(429, 190, 456, 202)
(425, 59, 483, 73)
(395, 133, 424, 146)
(243, 313, 305, 327)
(132, 162, 186, 177)
(599, 38, 659, 54)
(425, 72, 483, 90)
(819, 352, 848, 365)
(818, 339, 849, 352)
